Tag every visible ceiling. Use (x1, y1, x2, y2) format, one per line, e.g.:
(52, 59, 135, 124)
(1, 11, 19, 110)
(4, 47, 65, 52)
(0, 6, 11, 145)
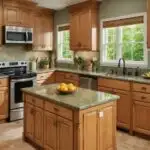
(33, 0, 95, 10)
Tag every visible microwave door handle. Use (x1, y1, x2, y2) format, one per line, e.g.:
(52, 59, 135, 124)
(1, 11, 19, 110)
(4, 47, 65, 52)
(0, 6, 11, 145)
(26, 32, 28, 42)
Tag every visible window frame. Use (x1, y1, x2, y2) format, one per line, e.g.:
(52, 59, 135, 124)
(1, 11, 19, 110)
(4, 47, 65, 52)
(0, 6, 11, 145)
(56, 24, 74, 64)
(100, 13, 147, 68)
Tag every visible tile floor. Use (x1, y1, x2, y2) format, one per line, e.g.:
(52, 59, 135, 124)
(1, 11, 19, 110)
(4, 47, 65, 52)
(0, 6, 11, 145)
(0, 121, 150, 150)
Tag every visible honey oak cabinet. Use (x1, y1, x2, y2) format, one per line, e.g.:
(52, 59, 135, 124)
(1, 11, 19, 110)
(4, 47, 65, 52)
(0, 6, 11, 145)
(57, 116, 73, 150)
(3, 0, 36, 27)
(0, 88, 8, 120)
(24, 103, 35, 141)
(83, 110, 97, 150)
(133, 101, 150, 135)
(98, 78, 131, 131)
(44, 112, 57, 150)
(24, 102, 44, 147)
(33, 8, 53, 51)
(116, 91, 131, 129)
(69, 1, 98, 51)
(4, 6, 20, 26)
(24, 93, 117, 150)
(98, 104, 116, 150)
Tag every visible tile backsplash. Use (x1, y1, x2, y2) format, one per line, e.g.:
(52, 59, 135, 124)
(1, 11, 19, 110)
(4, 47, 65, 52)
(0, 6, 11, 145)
(0, 45, 49, 61)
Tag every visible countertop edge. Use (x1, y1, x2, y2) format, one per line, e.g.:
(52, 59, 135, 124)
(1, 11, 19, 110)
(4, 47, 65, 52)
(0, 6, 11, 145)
(22, 89, 120, 111)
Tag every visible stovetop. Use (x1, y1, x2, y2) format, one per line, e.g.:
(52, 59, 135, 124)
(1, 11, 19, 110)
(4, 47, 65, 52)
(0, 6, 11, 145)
(9, 72, 37, 80)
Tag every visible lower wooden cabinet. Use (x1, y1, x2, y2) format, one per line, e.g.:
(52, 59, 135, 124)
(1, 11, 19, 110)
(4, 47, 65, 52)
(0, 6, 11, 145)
(83, 103, 116, 150)
(34, 107, 44, 147)
(0, 88, 8, 120)
(25, 103, 34, 141)
(25, 103, 44, 146)
(133, 101, 150, 135)
(44, 112, 57, 150)
(99, 105, 116, 150)
(117, 91, 131, 129)
(57, 116, 73, 150)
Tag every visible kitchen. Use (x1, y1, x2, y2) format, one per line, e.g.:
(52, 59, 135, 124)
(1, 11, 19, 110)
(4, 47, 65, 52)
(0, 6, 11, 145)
(0, 0, 150, 150)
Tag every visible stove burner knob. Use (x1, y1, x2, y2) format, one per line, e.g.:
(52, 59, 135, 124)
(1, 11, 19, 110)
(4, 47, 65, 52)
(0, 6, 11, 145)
(2, 63, 5, 66)
(21, 62, 24, 65)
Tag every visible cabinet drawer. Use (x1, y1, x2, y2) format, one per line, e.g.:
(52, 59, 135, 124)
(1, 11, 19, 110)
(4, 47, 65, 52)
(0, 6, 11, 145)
(133, 83, 150, 93)
(98, 78, 130, 91)
(45, 101, 73, 120)
(25, 95, 44, 108)
(55, 72, 65, 83)
(0, 78, 8, 87)
(65, 73, 79, 81)
(132, 92, 150, 103)
(37, 72, 53, 81)
(98, 86, 113, 93)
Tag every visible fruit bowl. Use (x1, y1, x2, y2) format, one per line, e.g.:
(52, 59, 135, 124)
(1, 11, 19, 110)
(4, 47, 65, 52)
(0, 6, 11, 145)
(142, 72, 150, 79)
(57, 83, 77, 95)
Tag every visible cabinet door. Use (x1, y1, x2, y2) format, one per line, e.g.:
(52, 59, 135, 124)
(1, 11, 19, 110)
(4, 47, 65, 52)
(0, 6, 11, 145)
(43, 16, 53, 51)
(70, 12, 80, 50)
(98, 105, 116, 150)
(0, 89, 8, 120)
(79, 10, 91, 50)
(57, 116, 73, 150)
(20, 9, 30, 27)
(34, 107, 44, 147)
(117, 92, 131, 129)
(24, 103, 34, 141)
(33, 14, 43, 50)
(4, 6, 20, 25)
(83, 110, 97, 150)
(44, 112, 57, 150)
(133, 101, 150, 135)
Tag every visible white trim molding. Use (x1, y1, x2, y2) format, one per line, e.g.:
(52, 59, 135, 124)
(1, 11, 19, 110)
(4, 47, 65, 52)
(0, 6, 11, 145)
(56, 23, 74, 64)
(100, 12, 148, 68)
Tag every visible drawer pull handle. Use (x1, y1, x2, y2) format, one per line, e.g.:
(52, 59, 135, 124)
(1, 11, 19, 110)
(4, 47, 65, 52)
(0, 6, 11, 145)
(141, 96, 146, 99)
(54, 108, 59, 111)
(141, 87, 146, 91)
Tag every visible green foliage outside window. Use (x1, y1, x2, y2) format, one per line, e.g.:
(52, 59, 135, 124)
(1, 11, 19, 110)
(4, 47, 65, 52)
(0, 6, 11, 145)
(105, 24, 144, 62)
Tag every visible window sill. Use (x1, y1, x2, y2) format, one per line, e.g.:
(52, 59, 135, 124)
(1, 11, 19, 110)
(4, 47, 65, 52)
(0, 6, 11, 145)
(56, 59, 74, 64)
(100, 61, 148, 68)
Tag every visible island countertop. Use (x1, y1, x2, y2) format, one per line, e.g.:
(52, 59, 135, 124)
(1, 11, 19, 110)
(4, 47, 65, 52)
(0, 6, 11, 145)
(22, 84, 120, 110)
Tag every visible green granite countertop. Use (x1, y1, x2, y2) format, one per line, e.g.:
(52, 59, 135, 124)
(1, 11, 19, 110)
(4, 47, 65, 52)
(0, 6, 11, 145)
(36, 68, 150, 84)
(22, 84, 119, 110)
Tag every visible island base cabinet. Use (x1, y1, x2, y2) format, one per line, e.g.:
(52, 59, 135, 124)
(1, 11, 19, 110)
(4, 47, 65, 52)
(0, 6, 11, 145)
(57, 116, 73, 150)
(98, 105, 116, 150)
(25, 103, 34, 141)
(44, 112, 57, 150)
(82, 102, 116, 150)
(24, 103, 44, 147)
(24, 93, 117, 150)
(133, 101, 150, 135)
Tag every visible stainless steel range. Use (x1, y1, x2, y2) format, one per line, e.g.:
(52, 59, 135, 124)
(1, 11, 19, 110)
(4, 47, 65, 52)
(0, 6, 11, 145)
(0, 61, 37, 121)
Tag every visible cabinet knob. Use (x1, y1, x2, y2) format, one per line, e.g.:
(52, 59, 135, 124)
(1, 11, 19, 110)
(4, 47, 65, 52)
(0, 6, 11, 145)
(141, 87, 146, 91)
(77, 42, 81, 47)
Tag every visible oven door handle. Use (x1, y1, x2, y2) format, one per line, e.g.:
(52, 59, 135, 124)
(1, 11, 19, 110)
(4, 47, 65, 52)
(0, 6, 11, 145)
(11, 77, 36, 83)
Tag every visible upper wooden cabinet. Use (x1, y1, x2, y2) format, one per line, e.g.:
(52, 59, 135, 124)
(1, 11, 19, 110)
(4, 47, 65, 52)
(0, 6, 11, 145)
(69, 1, 98, 51)
(0, 0, 2, 45)
(3, 0, 36, 27)
(33, 7, 53, 51)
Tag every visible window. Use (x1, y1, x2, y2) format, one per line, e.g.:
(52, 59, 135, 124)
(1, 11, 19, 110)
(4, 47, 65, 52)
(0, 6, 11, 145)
(57, 24, 73, 62)
(101, 13, 147, 67)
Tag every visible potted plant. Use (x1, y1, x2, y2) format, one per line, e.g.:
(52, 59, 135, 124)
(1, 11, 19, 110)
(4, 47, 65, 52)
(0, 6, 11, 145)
(39, 58, 49, 69)
(91, 57, 98, 72)
(74, 55, 84, 70)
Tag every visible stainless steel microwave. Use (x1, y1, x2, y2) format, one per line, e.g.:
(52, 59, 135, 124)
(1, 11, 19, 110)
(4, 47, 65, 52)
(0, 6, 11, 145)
(5, 26, 33, 44)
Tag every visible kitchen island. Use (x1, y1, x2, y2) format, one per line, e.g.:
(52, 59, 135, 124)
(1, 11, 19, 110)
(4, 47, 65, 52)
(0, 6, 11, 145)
(22, 84, 119, 150)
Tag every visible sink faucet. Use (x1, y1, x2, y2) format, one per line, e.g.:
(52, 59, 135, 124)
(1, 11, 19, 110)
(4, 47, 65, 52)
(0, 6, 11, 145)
(118, 58, 126, 75)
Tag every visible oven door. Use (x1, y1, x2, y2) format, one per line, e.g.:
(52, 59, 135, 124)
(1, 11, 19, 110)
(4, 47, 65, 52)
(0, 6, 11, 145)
(10, 78, 36, 110)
